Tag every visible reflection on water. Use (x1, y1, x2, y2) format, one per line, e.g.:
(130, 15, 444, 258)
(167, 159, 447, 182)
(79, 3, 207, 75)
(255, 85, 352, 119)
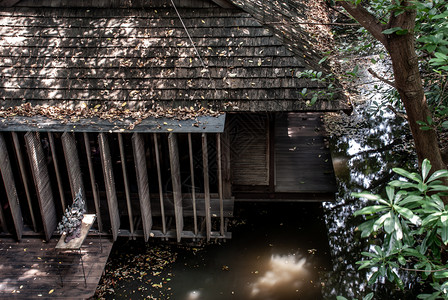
(250, 254, 309, 299)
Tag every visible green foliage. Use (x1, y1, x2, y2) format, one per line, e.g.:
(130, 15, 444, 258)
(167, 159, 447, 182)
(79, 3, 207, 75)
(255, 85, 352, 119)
(353, 159, 448, 299)
(296, 69, 337, 106)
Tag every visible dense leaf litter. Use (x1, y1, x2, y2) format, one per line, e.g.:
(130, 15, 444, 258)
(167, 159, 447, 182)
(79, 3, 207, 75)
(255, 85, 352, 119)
(95, 242, 188, 299)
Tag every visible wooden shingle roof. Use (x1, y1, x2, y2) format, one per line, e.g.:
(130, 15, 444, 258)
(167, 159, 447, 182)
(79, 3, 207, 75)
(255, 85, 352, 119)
(0, 0, 349, 120)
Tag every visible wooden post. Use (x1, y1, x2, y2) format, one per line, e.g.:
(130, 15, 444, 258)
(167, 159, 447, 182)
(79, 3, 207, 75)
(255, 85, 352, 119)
(98, 133, 120, 241)
(132, 133, 153, 242)
(202, 133, 211, 241)
(168, 133, 183, 243)
(0, 198, 7, 233)
(0, 133, 23, 240)
(48, 132, 66, 212)
(268, 114, 275, 193)
(11, 132, 37, 231)
(188, 133, 198, 236)
(118, 133, 134, 235)
(216, 133, 225, 236)
(83, 132, 103, 232)
(25, 132, 57, 241)
(153, 133, 166, 235)
(220, 131, 232, 199)
(61, 132, 85, 206)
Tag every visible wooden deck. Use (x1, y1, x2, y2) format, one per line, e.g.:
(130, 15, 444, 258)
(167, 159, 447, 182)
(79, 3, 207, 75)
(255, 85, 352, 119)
(0, 236, 112, 299)
(275, 113, 337, 193)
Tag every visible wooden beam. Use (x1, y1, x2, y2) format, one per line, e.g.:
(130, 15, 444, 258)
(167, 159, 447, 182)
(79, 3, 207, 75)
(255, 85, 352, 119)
(83, 132, 103, 232)
(11, 132, 37, 231)
(98, 133, 120, 241)
(0, 197, 7, 233)
(0, 133, 23, 240)
(131, 133, 153, 242)
(61, 132, 85, 206)
(202, 133, 212, 241)
(188, 133, 198, 236)
(216, 133, 225, 236)
(153, 133, 166, 235)
(48, 132, 66, 212)
(168, 133, 183, 243)
(24, 132, 57, 241)
(118, 133, 134, 235)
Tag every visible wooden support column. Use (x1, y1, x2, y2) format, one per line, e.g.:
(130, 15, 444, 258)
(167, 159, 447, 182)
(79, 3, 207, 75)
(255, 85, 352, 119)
(25, 132, 57, 241)
(48, 132, 66, 212)
(188, 133, 198, 236)
(118, 134, 134, 235)
(61, 132, 85, 205)
(98, 133, 120, 241)
(83, 133, 102, 232)
(268, 114, 275, 194)
(132, 133, 153, 242)
(220, 131, 232, 199)
(0, 133, 23, 240)
(153, 133, 166, 235)
(168, 133, 183, 243)
(202, 133, 212, 241)
(12, 132, 37, 231)
(216, 133, 225, 236)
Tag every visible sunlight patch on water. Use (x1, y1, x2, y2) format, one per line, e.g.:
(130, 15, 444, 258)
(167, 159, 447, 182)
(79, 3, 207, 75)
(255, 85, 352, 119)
(250, 254, 309, 299)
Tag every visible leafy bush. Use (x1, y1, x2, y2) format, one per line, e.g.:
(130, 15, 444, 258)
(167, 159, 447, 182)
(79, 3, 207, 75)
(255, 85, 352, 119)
(353, 159, 448, 299)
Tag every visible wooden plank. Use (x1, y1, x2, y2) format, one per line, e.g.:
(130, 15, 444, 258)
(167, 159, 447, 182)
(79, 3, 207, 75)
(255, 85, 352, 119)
(118, 133, 134, 235)
(131, 133, 153, 242)
(48, 132, 66, 212)
(83, 132, 103, 232)
(168, 133, 183, 243)
(98, 133, 120, 241)
(11, 132, 37, 231)
(61, 132, 85, 204)
(153, 133, 166, 235)
(216, 133, 225, 236)
(202, 133, 212, 241)
(24, 131, 57, 241)
(0, 133, 23, 240)
(55, 214, 96, 250)
(188, 133, 198, 236)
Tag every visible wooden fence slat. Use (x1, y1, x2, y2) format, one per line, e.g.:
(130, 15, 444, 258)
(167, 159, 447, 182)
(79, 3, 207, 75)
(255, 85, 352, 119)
(168, 133, 183, 243)
(153, 133, 166, 235)
(61, 132, 85, 205)
(131, 133, 153, 242)
(83, 132, 102, 232)
(202, 133, 211, 241)
(188, 133, 198, 236)
(0, 133, 23, 240)
(98, 133, 120, 241)
(217, 133, 225, 236)
(24, 132, 57, 241)
(11, 132, 37, 231)
(118, 133, 134, 235)
(48, 132, 66, 212)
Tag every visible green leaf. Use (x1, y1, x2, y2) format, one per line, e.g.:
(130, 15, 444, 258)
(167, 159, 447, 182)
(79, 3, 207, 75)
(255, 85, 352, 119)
(421, 159, 431, 181)
(395, 205, 421, 225)
(393, 168, 422, 183)
(384, 211, 395, 234)
(397, 195, 423, 206)
(433, 270, 448, 279)
(363, 292, 374, 300)
(442, 224, 448, 245)
(386, 186, 395, 203)
(382, 27, 404, 35)
(352, 192, 389, 205)
(354, 205, 389, 216)
(368, 271, 380, 285)
(389, 180, 417, 189)
(374, 212, 391, 231)
(336, 297, 348, 300)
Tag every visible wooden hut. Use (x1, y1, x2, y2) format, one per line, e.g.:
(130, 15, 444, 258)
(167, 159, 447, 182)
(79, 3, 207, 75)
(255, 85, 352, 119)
(0, 0, 349, 242)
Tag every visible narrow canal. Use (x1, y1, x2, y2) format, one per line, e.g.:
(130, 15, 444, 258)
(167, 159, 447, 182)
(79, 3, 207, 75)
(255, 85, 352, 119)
(96, 91, 426, 300)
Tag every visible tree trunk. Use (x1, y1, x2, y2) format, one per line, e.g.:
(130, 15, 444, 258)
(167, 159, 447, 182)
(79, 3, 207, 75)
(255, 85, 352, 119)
(385, 34, 446, 173)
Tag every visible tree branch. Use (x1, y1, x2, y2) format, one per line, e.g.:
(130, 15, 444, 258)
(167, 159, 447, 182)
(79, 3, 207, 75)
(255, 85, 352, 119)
(367, 68, 396, 88)
(339, 1, 387, 46)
